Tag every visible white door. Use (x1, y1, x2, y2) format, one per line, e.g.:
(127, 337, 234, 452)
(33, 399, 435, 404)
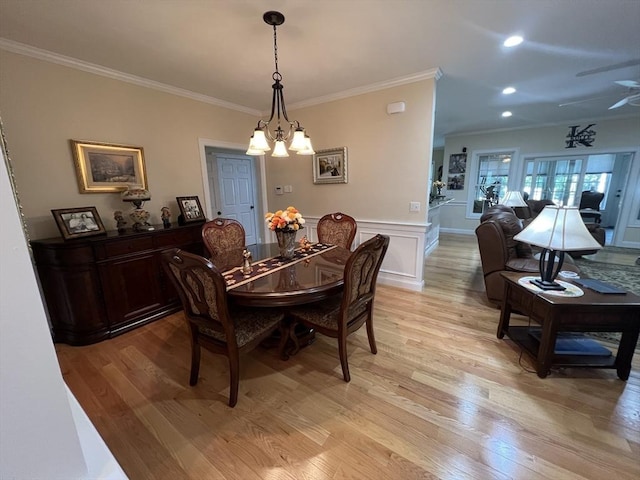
(216, 154, 258, 245)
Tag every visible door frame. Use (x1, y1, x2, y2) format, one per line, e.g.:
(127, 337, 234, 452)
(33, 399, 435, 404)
(198, 138, 269, 244)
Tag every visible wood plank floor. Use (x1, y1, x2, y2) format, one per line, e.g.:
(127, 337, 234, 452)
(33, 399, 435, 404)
(56, 234, 640, 480)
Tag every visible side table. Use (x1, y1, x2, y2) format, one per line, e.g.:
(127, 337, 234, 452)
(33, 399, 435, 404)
(497, 272, 640, 379)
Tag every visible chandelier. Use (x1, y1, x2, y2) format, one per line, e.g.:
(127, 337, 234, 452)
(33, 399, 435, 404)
(246, 11, 314, 157)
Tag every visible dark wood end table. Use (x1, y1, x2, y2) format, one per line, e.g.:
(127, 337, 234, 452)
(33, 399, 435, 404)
(498, 272, 640, 380)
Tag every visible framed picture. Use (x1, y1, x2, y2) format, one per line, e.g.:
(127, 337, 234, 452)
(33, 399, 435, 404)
(448, 153, 467, 174)
(176, 196, 205, 223)
(313, 147, 348, 184)
(51, 206, 106, 240)
(70, 140, 147, 193)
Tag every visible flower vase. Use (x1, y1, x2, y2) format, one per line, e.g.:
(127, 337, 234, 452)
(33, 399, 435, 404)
(276, 229, 297, 259)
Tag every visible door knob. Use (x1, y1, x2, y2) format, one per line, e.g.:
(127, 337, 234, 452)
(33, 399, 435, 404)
(217, 211, 222, 215)
(250, 206, 254, 209)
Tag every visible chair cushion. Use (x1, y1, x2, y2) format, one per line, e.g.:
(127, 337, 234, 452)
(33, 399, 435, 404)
(199, 306, 283, 347)
(288, 294, 370, 330)
(289, 294, 343, 329)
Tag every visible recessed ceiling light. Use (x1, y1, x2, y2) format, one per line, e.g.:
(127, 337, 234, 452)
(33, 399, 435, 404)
(502, 86, 516, 95)
(503, 35, 523, 47)
(502, 111, 513, 118)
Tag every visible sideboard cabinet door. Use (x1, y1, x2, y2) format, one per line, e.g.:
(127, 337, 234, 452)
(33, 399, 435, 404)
(31, 222, 205, 345)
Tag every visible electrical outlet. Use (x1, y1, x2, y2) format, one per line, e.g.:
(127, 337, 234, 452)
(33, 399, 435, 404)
(409, 201, 421, 212)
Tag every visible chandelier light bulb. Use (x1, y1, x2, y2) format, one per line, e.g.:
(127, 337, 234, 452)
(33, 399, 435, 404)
(272, 140, 289, 157)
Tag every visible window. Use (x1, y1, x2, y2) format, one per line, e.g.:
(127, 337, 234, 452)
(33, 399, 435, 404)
(523, 154, 616, 208)
(467, 150, 517, 216)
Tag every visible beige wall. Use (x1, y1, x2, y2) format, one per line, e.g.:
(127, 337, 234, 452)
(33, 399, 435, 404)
(440, 117, 640, 244)
(0, 51, 256, 239)
(264, 80, 435, 223)
(1, 51, 435, 240)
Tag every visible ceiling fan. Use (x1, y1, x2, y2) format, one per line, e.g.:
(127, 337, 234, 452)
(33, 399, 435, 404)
(608, 80, 640, 109)
(559, 79, 640, 109)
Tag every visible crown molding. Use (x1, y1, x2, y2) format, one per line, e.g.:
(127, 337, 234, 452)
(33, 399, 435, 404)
(445, 111, 640, 140)
(0, 38, 261, 116)
(287, 67, 443, 111)
(1, 38, 442, 117)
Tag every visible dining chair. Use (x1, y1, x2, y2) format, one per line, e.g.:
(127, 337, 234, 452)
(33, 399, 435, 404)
(287, 234, 390, 382)
(161, 248, 284, 407)
(317, 212, 357, 250)
(201, 218, 246, 270)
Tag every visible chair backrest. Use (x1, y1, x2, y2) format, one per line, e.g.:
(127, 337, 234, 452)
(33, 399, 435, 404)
(579, 191, 604, 211)
(201, 218, 246, 269)
(317, 212, 357, 249)
(340, 234, 389, 321)
(161, 248, 236, 345)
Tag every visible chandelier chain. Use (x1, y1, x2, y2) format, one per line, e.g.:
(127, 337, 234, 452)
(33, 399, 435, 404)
(272, 24, 279, 76)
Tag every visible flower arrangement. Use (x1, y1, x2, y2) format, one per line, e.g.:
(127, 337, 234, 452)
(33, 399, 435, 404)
(433, 180, 446, 189)
(265, 206, 305, 231)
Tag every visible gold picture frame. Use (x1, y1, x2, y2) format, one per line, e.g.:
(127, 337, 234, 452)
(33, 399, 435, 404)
(70, 140, 147, 193)
(313, 147, 348, 184)
(51, 206, 107, 240)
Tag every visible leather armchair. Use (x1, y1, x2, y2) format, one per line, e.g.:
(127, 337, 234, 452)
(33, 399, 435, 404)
(514, 198, 605, 258)
(475, 205, 580, 307)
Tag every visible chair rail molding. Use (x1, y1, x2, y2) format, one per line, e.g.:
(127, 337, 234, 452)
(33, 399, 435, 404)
(305, 217, 426, 291)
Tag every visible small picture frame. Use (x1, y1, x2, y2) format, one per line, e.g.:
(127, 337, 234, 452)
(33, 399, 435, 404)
(51, 206, 107, 240)
(313, 147, 348, 184)
(176, 196, 205, 223)
(70, 140, 147, 193)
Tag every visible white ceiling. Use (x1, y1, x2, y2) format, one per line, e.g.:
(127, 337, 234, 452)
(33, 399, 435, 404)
(1, 0, 639, 148)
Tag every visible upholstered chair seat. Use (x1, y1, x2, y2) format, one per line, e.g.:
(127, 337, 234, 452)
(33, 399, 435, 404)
(161, 248, 284, 407)
(287, 234, 389, 382)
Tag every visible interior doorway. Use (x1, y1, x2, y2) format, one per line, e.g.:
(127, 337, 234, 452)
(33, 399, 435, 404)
(199, 139, 267, 245)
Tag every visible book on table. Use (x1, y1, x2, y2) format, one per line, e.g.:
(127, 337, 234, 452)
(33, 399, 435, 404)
(573, 278, 626, 295)
(528, 328, 612, 357)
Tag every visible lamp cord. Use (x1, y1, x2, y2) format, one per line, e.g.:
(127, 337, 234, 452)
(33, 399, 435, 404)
(517, 298, 540, 374)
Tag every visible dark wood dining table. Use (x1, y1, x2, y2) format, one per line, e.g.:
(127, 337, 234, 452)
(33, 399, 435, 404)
(215, 242, 351, 358)
(220, 243, 351, 307)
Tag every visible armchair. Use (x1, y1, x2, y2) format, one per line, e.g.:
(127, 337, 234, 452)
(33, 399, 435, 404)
(475, 206, 580, 306)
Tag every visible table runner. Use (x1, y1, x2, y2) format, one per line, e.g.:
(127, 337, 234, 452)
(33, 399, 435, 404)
(222, 243, 338, 290)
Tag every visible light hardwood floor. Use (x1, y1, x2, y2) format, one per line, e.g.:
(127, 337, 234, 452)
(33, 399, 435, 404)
(56, 234, 640, 480)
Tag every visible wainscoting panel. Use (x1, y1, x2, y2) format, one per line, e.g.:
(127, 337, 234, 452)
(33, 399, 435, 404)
(304, 217, 427, 292)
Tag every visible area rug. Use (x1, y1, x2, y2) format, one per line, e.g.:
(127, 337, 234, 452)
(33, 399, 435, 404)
(572, 249, 640, 344)
(573, 253, 640, 296)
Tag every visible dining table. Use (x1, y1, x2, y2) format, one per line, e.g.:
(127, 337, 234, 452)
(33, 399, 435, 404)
(220, 242, 351, 306)
(217, 242, 352, 358)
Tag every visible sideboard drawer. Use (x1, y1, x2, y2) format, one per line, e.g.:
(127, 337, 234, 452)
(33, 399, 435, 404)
(154, 228, 197, 248)
(102, 237, 154, 258)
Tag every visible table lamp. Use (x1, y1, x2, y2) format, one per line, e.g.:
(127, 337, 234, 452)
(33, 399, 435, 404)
(513, 205, 602, 290)
(501, 190, 528, 207)
(121, 186, 152, 231)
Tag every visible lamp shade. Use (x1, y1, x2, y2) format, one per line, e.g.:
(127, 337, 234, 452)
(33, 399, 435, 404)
(513, 205, 603, 251)
(501, 191, 528, 207)
(121, 186, 150, 202)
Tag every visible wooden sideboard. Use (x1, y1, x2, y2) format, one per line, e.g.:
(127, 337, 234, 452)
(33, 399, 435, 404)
(31, 223, 205, 345)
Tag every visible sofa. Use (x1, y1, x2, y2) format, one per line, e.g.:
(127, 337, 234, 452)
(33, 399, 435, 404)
(475, 205, 580, 307)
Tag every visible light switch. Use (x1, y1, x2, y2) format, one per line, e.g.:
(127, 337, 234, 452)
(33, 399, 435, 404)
(409, 201, 421, 212)
(284, 185, 293, 193)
